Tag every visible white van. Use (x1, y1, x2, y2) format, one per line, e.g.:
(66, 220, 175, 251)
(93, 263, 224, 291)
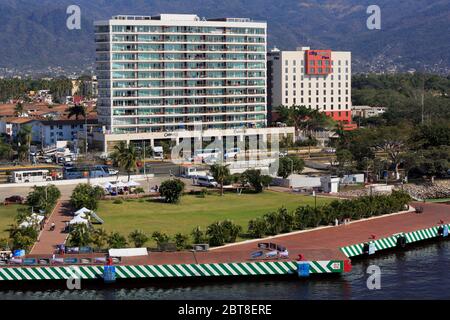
(196, 175, 218, 188)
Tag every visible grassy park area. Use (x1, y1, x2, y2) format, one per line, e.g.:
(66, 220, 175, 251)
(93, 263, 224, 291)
(96, 191, 333, 237)
(0, 205, 24, 238)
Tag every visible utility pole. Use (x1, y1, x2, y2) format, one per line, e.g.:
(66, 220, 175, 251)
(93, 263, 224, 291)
(421, 75, 425, 125)
(85, 116, 88, 157)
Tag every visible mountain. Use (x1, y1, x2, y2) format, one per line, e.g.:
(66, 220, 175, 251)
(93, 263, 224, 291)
(0, 0, 449, 75)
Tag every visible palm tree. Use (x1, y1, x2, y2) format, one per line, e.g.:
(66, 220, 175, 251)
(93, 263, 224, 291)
(69, 224, 92, 247)
(66, 104, 87, 120)
(210, 163, 230, 196)
(16, 125, 32, 162)
(92, 228, 108, 250)
(111, 141, 141, 181)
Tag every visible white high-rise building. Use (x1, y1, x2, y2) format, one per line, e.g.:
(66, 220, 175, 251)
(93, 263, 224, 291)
(93, 14, 293, 152)
(268, 47, 355, 129)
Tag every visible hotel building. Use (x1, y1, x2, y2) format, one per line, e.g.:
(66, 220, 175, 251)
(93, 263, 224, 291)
(268, 47, 355, 129)
(93, 14, 293, 152)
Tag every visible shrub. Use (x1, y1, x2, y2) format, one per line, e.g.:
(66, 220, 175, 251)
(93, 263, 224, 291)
(128, 230, 149, 248)
(206, 222, 226, 246)
(248, 217, 268, 238)
(174, 233, 189, 250)
(220, 220, 242, 243)
(151, 231, 170, 247)
(159, 179, 185, 203)
(107, 232, 127, 248)
(113, 199, 123, 204)
(191, 226, 206, 244)
(134, 187, 145, 194)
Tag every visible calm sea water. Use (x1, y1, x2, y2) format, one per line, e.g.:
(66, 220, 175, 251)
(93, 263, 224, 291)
(1, 240, 449, 300)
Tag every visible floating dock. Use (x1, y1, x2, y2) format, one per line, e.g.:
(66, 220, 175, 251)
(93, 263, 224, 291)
(0, 202, 448, 282)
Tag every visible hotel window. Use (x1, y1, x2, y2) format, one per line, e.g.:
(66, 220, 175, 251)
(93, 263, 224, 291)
(285, 98, 288, 104)
(293, 98, 296, 104)
(301, 98, 304, 103)
(285, 68, 288, 73)
(285, 60, 288, 66)
(294, 90, 297, 96)
(293, 68, 296, 73)
(285, 83, 288, 89)
(293, 75, 296, 81)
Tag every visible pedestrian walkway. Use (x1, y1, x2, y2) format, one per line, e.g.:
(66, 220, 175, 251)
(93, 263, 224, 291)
(30, 201, 72, 255)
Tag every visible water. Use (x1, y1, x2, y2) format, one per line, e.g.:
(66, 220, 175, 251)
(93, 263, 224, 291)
(1, 241, 449, 300)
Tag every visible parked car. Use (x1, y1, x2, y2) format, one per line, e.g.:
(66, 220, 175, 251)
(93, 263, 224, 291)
(4, 195, 24, 204)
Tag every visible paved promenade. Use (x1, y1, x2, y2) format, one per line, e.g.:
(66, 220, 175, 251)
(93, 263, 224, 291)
(30, 201, 71, 255)
(23, 202, 450, 266)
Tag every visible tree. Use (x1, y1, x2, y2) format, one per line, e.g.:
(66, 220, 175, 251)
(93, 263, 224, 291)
(66, 104, 87, 120)
(277, 105, 336, 137)
(372, 125, 412, 180)
(128, 230, 149, 248)
(241, 169, 265, 193)
(8, 225, 38, 251)
(107, 232, 127, 248)
(70, 184, 104, 211)
(111, 141, 141, 181)
(68, 224, 92, 247)
(159, 179, 185, 203)
(277, 156, 305, 178)
(16, 125, 32, 162)
(91, 228, 108, 250)
(14, 102, 24, 116)
(26, 185, 61, 215)
(210, 163, 230, 196)
(335, 149, 354, 175)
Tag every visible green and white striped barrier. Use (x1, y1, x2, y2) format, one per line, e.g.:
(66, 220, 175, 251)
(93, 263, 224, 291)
(0, 260, 344, 281)
(340, 224, 450, 258)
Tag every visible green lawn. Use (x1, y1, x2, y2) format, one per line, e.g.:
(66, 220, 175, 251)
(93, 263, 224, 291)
(0, 205, 23, 238)
(96, 191, 333, 238)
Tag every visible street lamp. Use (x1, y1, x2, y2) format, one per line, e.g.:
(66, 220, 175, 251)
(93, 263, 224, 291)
(312, 190, 317, 212)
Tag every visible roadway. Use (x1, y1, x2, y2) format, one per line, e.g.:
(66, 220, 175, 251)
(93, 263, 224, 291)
(0, 176, 197, 201)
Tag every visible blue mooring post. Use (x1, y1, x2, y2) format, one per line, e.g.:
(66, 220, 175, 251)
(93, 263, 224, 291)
(297, 261, 310, 278)
(103, 265, 116, 284)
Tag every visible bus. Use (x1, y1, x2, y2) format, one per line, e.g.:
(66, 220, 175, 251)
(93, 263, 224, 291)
(11, 170, 53, 183)
(63, 166, 111, 180)
(193, 148, 221, 160)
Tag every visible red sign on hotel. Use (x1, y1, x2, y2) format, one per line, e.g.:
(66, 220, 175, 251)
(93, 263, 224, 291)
(305, 50, 332, 75)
